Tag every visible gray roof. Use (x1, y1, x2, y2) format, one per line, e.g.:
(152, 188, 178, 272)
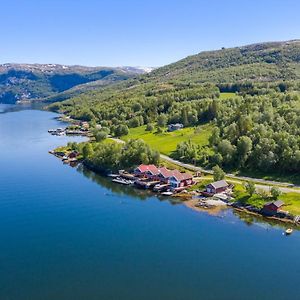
(209, 180, 228, 189)
(273, 200, 284, 207)
(265, 200, 284, 208)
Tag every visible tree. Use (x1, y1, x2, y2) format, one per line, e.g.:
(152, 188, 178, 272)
(212, 165, 225, 181)
(270, 187, 281, 199)
(157, 114, 167, 128)
(209, 127, 220, 146)
(132, 102, 142, 112)
(211, 153, 223, 165)
(181, 108, 189, 126)
(175, 140, 197, 163)
(114, 124, 129, 137)
(218, 139, 236, 165)
(129, 117, 141, 128)
(244, 181, 256, 196)
(94, 130, 107, 142)
(67, 142, 78, 150)
(146, 123, 154, 131)
(208, 99, 219, 120)
(82, 143, 94, 158)
(237, 136, 252, 166)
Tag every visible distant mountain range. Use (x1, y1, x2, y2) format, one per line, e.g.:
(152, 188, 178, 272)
(0, 63, 152, 104)
(2, 40, 300, 104)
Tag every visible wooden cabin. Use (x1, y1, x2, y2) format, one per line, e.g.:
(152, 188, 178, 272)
(168, 171, 193, 188)
(262, 200, 284, 215)
(205, 180, 229, 195)
(68, 151, 79, 159)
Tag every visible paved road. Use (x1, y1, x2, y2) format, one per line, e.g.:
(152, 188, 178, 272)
(110, 138, 300, 194)
(161, 154, 300, 194)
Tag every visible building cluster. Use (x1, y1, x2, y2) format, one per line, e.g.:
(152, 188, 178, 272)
(134, 164, 194, 189)
(167, 123, 184, 132)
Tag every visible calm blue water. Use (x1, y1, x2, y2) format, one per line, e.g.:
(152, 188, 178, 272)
(0, 105, 300, 300)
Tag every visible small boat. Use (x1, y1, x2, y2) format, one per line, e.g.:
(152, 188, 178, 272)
(56, 131, 65, 136)
(107, 174, 119, 178)
(153, 184, 170, 192)
(161, 191, 173, 196)
(285, 228, 293, 235)
(112, 178, 133, 185)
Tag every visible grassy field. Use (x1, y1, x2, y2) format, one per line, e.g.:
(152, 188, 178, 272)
(219, 92, 236, 99)
(280, 193, 300, 215)
(122, 124, 214, 155)
(188, 177, 300, 216)
(230, 182, 300, 215)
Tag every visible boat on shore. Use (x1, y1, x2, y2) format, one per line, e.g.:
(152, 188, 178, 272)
(48, 127, 89, 136)
(107, 174, 119, 178)
(134, 179, 160, 189)
(161, 191, 173, 196)
(153, 184, 170, 192)
(112, 177, 133, 185)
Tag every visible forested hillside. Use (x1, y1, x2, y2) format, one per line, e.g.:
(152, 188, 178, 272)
(0, 64, 145, 103)
(148, 40, 300, 84)
(50, 40, 300, 177)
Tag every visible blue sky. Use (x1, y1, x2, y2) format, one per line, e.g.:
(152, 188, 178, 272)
(2, 0, 299, 67)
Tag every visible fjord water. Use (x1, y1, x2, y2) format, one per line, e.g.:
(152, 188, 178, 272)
(0, 105, 300, 300)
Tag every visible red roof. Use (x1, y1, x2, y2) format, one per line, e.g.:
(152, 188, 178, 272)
(136, 164, 159, 174)
(158, 167, 172, 178)
(136, 165, 193, 182)
(169, 170, 193, 181)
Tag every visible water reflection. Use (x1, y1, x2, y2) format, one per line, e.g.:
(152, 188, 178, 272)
(0, 103, 45, 114)
(76, 164, 299, 231)
(76, 164, 182, 205)
(233, 209, 299, 231)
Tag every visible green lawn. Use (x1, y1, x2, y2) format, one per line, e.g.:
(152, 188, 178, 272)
(280, 193, 300, 215)
(122, 124, 214, 155)
(219, 92, 236, 99)
(231, 183, 300, 216)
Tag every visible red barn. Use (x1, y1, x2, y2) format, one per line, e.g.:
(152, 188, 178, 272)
(262, 200, 284, 215)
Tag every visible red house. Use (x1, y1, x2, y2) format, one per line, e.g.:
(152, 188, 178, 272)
(134, 165, 194, 189)
(205, 180, 229, 195)
(156, 167, 173, 183)
(262, 200, 284, 215)
(68, 151, 79, 159)
(134, 164, 159, 178)
(168, 170, 193, 188)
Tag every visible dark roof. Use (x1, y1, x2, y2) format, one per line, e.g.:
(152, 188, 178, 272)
(208, 180, 228, 189)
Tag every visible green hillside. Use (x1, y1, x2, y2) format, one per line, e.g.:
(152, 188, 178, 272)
(148, 40, 300, 84)
(50, 40, 300, 178)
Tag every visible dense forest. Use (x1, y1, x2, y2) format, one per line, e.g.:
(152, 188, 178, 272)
(175, 90, 300, 173)
(49, 40, 300, 176)
(67, 139, 160, 174)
